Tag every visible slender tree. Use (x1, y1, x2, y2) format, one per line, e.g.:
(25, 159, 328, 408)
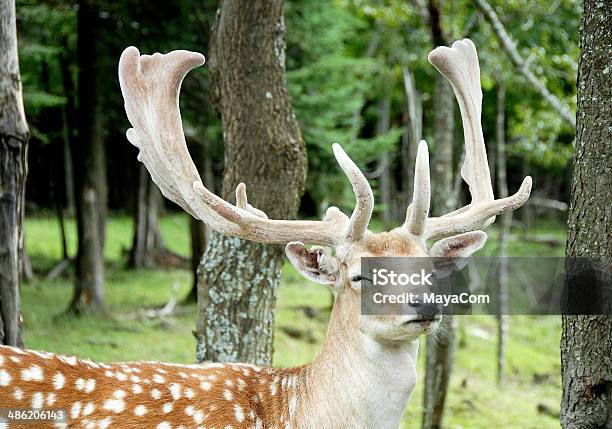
(401, 65, 422, 204)
(422, 2, 456, 427)
(560, 0, 611, 426)
(0, 0, 28, 346)
(495, 80, 510, 385)
(427, 0, 455, 216)
(68, 0, 107, 315)
(128, 166, 164, 269)
(195, 0, 307, 365)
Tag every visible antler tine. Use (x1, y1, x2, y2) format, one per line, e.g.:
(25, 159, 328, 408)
(120, 47, 207, 219)
(425, 177, 532, 240)
(424, 39, 531, 240)
(119, 47, 348, 246)
(404, 140, 431, 236)
(332, 144, 374, 242)
(428, 39, 493, 205)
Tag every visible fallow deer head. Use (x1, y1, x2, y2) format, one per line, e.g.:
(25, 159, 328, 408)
(118, 39, 531, 344)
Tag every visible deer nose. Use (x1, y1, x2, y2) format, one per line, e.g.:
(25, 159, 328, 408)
(407, 294, 440, 317)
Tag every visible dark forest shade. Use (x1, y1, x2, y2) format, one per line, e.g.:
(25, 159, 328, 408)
(561, 0, 612, 426)
(0, 0, 28, 347)
(195, 0, 307, 365)
(68, 0, 107, 315)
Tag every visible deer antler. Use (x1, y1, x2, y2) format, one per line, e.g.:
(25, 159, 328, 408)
(405, 39, 532, 241)
(119, 46, 373, 246)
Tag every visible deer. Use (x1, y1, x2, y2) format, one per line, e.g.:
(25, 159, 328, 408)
(0, 39, 531, 429)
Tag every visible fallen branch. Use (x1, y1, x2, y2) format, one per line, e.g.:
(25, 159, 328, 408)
(46, 258, 71, 280)
(144, 282, 180, 318)
(527, 196, 568, 211)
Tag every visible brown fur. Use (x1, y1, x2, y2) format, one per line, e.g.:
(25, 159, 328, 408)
(361, 232, 422, 257)
(0, 345, 307, 429)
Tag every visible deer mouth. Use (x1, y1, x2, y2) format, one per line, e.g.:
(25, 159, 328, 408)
(403, 315, 438, 325)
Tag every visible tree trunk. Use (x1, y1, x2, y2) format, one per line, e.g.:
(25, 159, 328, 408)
(401, 65, 422, 203)
(59, 36, 76, 216)
(68, 0, 107, 315)
(431, 74, 455, 215)
(422, 85, 456, 429)
(128, 164, 164, 269)
(186, 142, 211, 303)
(378, 86, 393, 227)
(560, 1, 612, 427)
(423, 2, 456, 427)
(495, 80, 510, 386)
(195, 0, 307, 365)
(348, 28, 381, 144)
(423, 318, 456, 429)
(0, 0, 28, 347)
(187, 217, 208, 303)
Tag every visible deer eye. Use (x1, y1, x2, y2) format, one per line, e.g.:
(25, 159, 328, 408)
(350, 275, 368, 283)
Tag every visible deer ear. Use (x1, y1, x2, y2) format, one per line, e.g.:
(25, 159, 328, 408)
(429, 231, 487, 258)
(428, 231, 487, 276)
(285, 242, 338, 285)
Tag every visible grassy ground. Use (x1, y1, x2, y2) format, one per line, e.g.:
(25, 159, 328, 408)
(22, 212, 565, 428)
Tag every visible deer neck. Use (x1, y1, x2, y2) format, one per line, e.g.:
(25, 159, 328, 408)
(293, 296, 419, 429)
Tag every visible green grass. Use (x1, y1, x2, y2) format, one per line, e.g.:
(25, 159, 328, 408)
(22, 213, 565, 428)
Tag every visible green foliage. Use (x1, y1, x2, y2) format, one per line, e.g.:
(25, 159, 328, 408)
(16, 0, 580, 214)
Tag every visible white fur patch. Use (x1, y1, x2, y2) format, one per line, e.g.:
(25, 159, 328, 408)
(134, 405, 147, 416)
(234, 404, 244, 423)
(31, 392, 44, 408)
(169, 383, 181, 400)
(52, 372, 65, 390)
(82, 402, 95, 416)
(21, 365, 43, 381)
(59, 355, 77, 366)
(71, 402, 82, 419)
(103, 398, 125, 413)
(14, 388, 23, 400)
(98, 417, 112, 429)
(84, 379, 96, 393)
(0, 369, 11, 386)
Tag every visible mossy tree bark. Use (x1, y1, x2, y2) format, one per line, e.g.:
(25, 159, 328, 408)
(0, 0, 28, 347)
(560, 1, 612, 427)
(195, 0, 307, 365)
